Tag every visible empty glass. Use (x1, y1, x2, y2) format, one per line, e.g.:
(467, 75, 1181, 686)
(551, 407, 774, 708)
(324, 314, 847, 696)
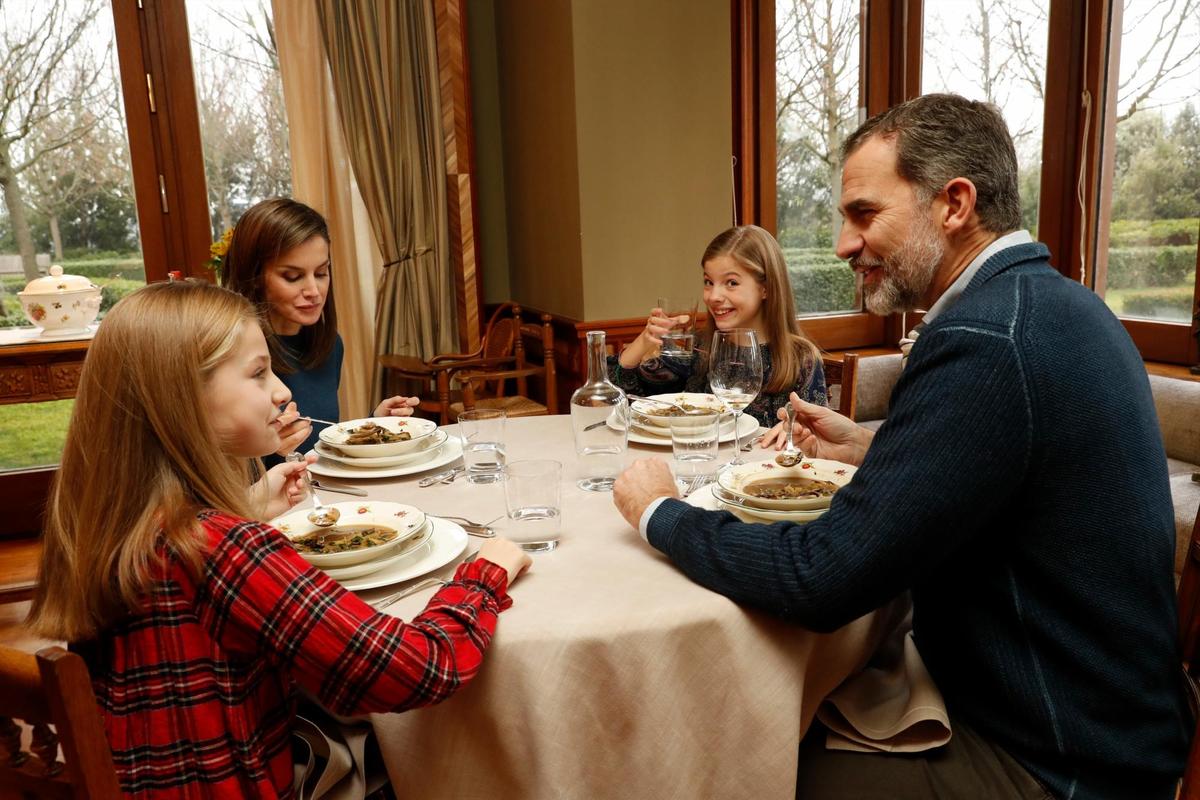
(709, 329, 763, 466)
(656, 296, 699, 357)
(458, 408, 506, 484)
(668, 411, 721, 480)
(503, 459, 562, 552)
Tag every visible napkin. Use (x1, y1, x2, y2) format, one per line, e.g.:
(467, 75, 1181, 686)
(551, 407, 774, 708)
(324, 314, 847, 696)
(817, 599, 951, 753)
(293, 703, 391, 800)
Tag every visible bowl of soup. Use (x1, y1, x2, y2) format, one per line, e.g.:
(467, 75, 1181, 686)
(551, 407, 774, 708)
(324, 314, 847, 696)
(630, 393, 730, 428)
(271, 501, 429, 567)
(716, 458, 856, 510)
(318, 416, 439, 458)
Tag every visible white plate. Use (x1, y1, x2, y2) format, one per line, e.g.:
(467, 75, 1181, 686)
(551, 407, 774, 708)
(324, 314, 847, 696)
(318, 416, 440, 457)
(314, 429, 448, 467)
(271, 501, 429, 568)
(716, 457, 856, 510)
(613, 411, 759, 447)
(321, 519, 435, 580)
(307, 436, 463, 480)
(341, 517, 469, 591)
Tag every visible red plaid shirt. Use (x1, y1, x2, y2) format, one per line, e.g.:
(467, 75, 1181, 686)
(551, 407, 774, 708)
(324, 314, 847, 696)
(77, 510, 511, 798)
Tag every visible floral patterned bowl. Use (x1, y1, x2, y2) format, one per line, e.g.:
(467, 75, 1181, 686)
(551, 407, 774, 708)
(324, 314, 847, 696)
(17, 265, 101, 334)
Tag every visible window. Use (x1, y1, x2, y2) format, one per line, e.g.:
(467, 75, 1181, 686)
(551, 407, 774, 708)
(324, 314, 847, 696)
(1099, 0, 1199, 326)
(774, 0, 863, 317)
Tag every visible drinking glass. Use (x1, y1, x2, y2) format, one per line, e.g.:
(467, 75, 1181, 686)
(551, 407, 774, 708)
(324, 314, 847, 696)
(668, 411, 721, 480)
(503, 459, 562, 552)
(709, 329, 762, 466)
(656, 296, 699, 358)
(458, 408, 506, 483)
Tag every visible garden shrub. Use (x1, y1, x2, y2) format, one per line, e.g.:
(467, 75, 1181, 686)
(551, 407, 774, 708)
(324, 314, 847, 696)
(1120, 286, 1195, 319)
(1105, 245, 1196, 289)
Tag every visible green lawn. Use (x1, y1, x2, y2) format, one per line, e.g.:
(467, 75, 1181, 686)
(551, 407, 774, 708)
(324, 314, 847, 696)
(0, 399, 74, 471)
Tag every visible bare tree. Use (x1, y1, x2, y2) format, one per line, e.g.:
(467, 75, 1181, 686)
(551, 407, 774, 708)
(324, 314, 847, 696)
(0, 0, 106, 279)
(1116, 0, 1200, 122)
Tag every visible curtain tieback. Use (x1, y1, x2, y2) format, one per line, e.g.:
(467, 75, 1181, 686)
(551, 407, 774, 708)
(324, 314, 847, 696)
(382, 246, 434, 269)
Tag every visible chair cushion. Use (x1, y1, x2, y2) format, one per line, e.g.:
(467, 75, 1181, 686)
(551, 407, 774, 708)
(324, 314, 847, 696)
(853, 355, 903, 423)
(1149, 374, 1200, 465)
(449, 396, 549, 419)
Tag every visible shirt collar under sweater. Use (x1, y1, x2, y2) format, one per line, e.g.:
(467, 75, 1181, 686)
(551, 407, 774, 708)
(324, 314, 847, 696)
(920, 229, 1033, 326)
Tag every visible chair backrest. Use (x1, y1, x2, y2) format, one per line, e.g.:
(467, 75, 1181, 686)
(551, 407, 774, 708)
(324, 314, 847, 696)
(0, 645, 121, 799)
(460, 312, 558, 413)
(1176, 499, 1200, 799)
(821, 353, 859, 420)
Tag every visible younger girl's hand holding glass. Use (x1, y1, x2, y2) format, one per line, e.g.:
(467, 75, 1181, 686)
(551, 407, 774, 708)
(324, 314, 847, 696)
(618, 306, 691, 368)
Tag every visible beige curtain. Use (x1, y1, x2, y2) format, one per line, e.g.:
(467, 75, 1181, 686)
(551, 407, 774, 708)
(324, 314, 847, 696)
(316, 0, 457, 404)
(272, 0, 382, 420)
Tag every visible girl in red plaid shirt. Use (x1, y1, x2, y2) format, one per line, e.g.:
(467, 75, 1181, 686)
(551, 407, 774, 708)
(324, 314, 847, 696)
(26, 281, 531, 798)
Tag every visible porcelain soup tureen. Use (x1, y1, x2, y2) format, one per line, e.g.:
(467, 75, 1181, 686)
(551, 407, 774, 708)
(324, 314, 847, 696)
(17, 265, 102, 334)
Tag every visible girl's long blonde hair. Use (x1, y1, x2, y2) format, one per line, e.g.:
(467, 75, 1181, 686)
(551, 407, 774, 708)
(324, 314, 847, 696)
(27, 281, 262, 641)
(701, 225, 819, 393)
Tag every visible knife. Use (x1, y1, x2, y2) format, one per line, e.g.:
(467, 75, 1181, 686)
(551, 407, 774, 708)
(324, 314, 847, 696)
(418, 466, 463, 487)
(309, 480, 368, 497)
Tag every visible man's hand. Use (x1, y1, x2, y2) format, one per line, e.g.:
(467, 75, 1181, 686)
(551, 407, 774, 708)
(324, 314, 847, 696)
(613, 458, 679, 530)
(758, 392, 874, 466)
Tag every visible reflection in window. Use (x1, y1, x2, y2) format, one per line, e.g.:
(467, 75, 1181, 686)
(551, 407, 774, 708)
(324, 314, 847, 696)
(775, 0, 862, 316)
(1103, 1, 1199, 323)
(922, 0, 1048, 237)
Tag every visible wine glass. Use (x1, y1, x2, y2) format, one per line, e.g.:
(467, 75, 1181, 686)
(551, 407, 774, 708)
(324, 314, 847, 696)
(709, 329, 763, 466)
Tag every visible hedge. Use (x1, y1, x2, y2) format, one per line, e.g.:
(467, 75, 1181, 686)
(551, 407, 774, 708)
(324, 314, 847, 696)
(1108, 218, 1198, 248)
(1106, 245, 1196, 289)
(1119, 286, 1195, 320)
(787, 265, 856, 313)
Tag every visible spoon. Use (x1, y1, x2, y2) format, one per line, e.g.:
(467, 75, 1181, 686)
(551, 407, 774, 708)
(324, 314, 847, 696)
(286, 452, 341, 527)
(775, 403, 803, 467)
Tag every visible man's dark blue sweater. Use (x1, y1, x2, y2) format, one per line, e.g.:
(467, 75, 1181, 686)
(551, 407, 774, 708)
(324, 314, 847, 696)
(647, 242, 1189, 798)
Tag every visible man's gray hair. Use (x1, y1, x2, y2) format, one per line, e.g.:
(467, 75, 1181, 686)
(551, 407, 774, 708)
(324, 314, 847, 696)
(841, 93, 1022, 233)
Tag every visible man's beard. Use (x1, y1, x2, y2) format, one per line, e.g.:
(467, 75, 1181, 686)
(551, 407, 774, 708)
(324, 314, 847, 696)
(855, 215, 944, 315)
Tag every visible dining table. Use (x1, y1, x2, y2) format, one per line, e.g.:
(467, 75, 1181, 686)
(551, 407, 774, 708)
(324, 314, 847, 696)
(332, 414, 894, 800)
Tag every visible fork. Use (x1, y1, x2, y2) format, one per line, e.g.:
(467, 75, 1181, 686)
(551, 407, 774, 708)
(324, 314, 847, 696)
(370, 577, 449, 610)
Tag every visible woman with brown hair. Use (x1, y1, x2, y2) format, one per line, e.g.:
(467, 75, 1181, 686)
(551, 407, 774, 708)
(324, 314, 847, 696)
(609, 224, 827, 427)
(222, 197, 419, 462)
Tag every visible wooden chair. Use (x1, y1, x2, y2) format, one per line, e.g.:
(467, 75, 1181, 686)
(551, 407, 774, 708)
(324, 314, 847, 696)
(821, 352, 860, 420)
(0, 644, 121, 799)
(1176, 498, 1200, 799)
(378, 303, 542, 424)
(455, 311, 557, 419)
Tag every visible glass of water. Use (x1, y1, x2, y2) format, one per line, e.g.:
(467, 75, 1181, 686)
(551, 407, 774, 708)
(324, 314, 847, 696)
(503, 459, 562, 552)
(656, 296, 698, 358)
(458, 408, 506, 484)
(668, 411, 721, 482)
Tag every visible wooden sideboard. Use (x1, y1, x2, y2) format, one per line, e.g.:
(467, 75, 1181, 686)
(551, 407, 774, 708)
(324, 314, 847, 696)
(0, 339, 89, 406)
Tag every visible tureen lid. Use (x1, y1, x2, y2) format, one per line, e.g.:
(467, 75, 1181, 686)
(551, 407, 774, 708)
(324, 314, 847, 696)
(19, 265, 98, 295)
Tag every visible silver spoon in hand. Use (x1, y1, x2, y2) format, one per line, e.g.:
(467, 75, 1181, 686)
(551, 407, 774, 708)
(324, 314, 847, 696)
(286, 452, 341, 527)
(775, 402, 803, 467)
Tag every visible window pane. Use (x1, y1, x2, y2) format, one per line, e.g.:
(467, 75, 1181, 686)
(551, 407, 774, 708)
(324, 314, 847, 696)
(185, 1, 293, 243)
(775, 0, 863, 316)
(1102, 2, 1199, 323)
(922, 0, 1048, 237)
(0, 1, 143, 471)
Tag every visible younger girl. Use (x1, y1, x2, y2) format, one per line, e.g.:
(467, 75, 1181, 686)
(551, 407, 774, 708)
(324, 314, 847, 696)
(609, 225, 827, 427)
(26, 281, 530, 798)
(222, 197, 420, 461)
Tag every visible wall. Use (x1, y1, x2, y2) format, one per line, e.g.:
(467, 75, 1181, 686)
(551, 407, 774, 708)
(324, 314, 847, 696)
(470, 0, 731, 323)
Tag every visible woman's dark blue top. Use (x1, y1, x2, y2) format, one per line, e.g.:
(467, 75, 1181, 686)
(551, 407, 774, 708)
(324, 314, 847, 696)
(263, 332, 343, 468)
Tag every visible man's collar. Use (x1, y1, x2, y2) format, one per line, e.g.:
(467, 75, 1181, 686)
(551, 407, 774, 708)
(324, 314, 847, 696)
(921, 230, 1033, 325)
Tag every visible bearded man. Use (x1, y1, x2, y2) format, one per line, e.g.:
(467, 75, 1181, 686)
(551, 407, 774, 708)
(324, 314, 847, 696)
(612, 94, 1188, 799)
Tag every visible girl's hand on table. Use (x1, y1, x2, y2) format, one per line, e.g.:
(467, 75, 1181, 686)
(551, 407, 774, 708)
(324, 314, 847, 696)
(617, 307, 688, 368)
(273, 401, 312, 456)
(256, 454, 317, 519)
(374, 395, 421, 417)
(759, 393, 873, 467)
(477, 538, 533, 587)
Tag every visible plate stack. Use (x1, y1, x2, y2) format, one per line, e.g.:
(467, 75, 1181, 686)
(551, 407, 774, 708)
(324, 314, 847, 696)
(308, 416, 463, 479)
(621, 392, 757, 446)
(709, 457, 857, 522)
(271, 501, 437, 582)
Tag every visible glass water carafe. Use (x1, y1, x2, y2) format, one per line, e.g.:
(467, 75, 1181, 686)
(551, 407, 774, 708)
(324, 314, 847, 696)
(570, 330, 629, 491)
